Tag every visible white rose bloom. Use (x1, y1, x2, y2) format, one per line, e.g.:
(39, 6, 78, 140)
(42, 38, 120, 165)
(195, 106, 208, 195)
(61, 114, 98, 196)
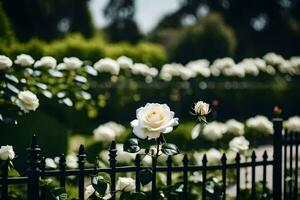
(94, 58, 120, 75)
(66, 154, 78, 169)
(160, 63, 181, 77)
(160, 71, 173, 82)
(290, 56, 300, 75)
(194, 101, 210, 116)
(246, 115, 273, 134)
(142, 154, 152, 166)
(206, 148, 222, 164)
(0, 55, 13, 70)
(179, 67, 195, 80)
(103, 121, 125, 137)
(117, 56, 133, 69)
(130, 63, 156, 77)
(239, 61, 259, 76)
(34, 56, 57, 68)
(14, 54, 34, 67)
(225, 119, 245, 135)
(17, 90, 39, 113)
(223, 65, 245, 78)
(116, 177, 136, 192)
(63, 57, 83, 70)
(263, 52, 285, 65)
(0, 145, 15, 160)
(229, 136, 250, 153)
(202, 122, 226, 141)
(284, 116, 300, 132)
(130, 103, 179, 139)
(93, 125, 116, 142)
(45, 158, 57, 168)
(278, 60, 296, 75)
(186, 59, 210, 77)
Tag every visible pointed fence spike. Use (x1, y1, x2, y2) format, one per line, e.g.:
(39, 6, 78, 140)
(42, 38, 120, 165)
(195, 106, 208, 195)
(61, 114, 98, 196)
(202, 154, 208, 164)
(167, 156, 172, 165)
(109, 140, 116, 150)
(262, 151, 268, 160)
(183, 154, 189, 163)
(221, 153, 227, 163)
(135, 154, 141, 164)
(251, 151, 256, 160)
(78, 144, 85, 155)
(235, 153, 241, 162)
(59, 153, 66, 164)
(31, 134, 38, 148)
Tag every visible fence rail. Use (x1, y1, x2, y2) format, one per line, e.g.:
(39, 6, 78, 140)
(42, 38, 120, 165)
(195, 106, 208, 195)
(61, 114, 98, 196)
(0, 118, 299, 200)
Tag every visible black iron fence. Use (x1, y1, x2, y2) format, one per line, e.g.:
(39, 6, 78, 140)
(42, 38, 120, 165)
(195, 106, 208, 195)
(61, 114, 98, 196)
(0, 118, 299, 200)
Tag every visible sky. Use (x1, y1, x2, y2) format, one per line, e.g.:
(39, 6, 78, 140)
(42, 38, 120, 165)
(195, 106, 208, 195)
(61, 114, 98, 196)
(88, 0, 180, 33)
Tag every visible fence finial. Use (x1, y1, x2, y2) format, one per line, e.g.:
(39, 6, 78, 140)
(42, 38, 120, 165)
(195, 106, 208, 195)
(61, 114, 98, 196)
(221, 153, 227, 163)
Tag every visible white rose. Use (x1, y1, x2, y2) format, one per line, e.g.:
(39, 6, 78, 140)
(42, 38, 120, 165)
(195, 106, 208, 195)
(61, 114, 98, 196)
(0, 55, 13, 70)
(103, 121, 125, 137)
(66, 154, 78, 169)
(194, 101, 210, 116)
(206, 148, 222, 164)
(116, 177, 136, 192)
(225, 119, 245, 135)
(14, 54, 35, 67)
(229, 136, 250, 153)
(34, 56, 57, 68)
(85, 185, 95, 199)
(130, 103, 179, 139)
(17, 90, 39, 113)
(117, 56, 133, 69)
(202, 122, 226, 141)
(94, 58, 120, 75)
(116, 144, 136, 164)
(246, 115, 273, 134)
(45, 158, 57, 168)
(284, 116, 300, 132)
(191, 124, 201, 140)
(93, 125, 116, 142)
(63, 57, 83, 70)
(0, 145, 15, 160)
(130, 63, 150, 76)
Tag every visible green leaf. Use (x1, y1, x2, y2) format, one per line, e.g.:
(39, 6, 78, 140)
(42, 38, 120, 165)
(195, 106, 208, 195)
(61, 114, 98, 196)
(139, 169, 152, 186)
(49, 187, 68, 200)
(92, 173, 111, 196)
(198, 116, 207, 124)
(129, 192, 147, 200)
(124, 138, 141, 153)
(161, 143, 180, 156)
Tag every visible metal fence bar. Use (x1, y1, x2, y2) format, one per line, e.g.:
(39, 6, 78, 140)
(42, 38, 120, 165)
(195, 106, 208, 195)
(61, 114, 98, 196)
(202, 154, 207, 200)
(221, 153, 227, 200)
(235, 153, 241, 200)
(27, 135, 41, 200)
(251, 151, 256, 200)
(78, 145, 86, 200)
(166, 156, 172, 186)
(289, 132, 294, 199)
(183, 154, 188, 199)
(59, 154, 66, 188)
(109, 141, 117, 200)
(262, 151, 268, 199)
(40, 157, 46, 200)
(135, 154, 141, 192)
(273, 118, 283, 200)
(1, 161, 8, 200)
(283, 130, 288, 200)
(294, 133, 299, 199)
(151, 156, 157, 200)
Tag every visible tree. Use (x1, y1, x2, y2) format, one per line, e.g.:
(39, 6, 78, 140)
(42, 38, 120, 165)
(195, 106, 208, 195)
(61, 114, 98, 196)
(0, 0, 94, 41)
(104, 0, 142, 43)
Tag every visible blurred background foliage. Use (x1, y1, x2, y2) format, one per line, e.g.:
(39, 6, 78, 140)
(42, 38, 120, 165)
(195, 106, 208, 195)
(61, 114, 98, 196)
(0, 0, 300, 165)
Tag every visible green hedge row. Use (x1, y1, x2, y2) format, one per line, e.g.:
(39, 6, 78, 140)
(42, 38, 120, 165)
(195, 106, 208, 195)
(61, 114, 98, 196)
(0, 34, 167, 67)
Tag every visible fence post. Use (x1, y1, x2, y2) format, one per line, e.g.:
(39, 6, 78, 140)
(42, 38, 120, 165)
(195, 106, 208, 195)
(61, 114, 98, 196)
(1, 161, 9, 200)
(273, 118, 283, 200)
(27, 134, 41, 200)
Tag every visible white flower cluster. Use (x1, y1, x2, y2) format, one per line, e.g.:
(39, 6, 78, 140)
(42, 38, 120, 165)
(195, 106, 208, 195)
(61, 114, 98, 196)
(192, 116, 273, 141)
(99, 144, 136, 164)
(93, 121, 125, 143)
(246, 115, 273, 134)
(45, 154, 79, 169)
(284, 116, 300, 132)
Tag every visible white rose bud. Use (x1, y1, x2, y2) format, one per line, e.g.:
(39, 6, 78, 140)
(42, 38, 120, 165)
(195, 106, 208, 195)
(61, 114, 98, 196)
(116, 177, 136, 192)
(0, 145, 15, 160)
(0, 55, 13, 70)
(194, 101, 210, 116)
(14, 54, 35, 67)
(130, 103, 179, 139)
(17, 90, 39, 113)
